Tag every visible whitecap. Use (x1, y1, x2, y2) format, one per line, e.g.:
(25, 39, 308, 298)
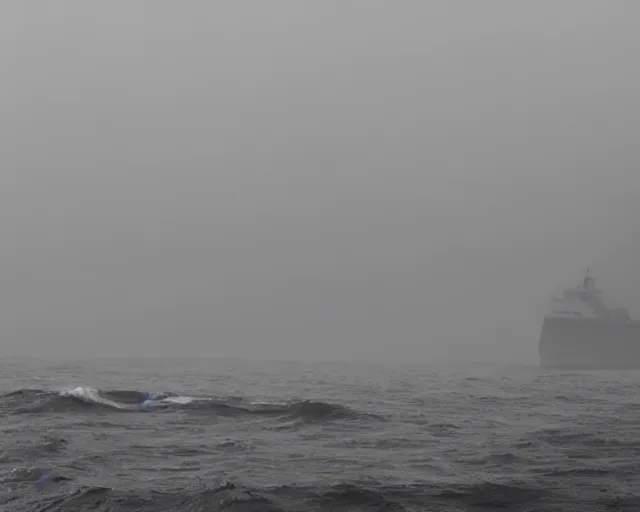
(160, 395, 195, 405)
(59, 386, 125, 409)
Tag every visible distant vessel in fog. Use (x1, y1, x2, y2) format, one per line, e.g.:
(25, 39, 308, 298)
(539, 271, 640, 369)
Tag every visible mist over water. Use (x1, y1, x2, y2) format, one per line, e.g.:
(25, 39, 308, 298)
(2, 2, 640, 363)
(2, 3, 640, 510)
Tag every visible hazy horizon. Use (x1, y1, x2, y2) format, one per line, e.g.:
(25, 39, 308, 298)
(2, 2, 640, 363)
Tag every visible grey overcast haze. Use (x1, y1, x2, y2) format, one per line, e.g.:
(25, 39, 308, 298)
(1, 1, 639, 363)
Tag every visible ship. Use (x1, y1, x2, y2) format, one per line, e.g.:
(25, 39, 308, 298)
(539, 271, 640, 369)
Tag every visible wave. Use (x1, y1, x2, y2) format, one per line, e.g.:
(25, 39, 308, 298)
(5, 477, 559, 512)
(0, 387, 369, 424)
(1, 388, 130, 414)
(0, 436, 68, 464)
(432, 481, 550, 508)
(459, 451, 530, 467)
(0, 467, 72, 485)
(531, 427, 640, 454)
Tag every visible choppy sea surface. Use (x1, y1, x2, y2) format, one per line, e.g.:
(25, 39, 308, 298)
(1, 358, 640, 511)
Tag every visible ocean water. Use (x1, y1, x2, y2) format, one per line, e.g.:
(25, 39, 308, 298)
(1, 358, 639, 511)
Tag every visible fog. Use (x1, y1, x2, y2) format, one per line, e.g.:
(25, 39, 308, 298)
(1, 2, 639, 363)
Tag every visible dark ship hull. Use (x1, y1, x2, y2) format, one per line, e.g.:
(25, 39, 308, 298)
(539, 317, 640, 369)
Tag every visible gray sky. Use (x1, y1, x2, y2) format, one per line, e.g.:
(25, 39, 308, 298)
(2, 2, 639, 363)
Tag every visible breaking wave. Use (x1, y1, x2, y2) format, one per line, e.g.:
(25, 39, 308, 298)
(0, 387, 370, 424)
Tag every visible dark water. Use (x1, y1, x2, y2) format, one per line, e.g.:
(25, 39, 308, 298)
(1, 358, 639, 511)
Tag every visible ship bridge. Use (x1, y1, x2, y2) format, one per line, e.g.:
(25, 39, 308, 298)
(546, 272, 604, 319)
(545, 271, 632, 323)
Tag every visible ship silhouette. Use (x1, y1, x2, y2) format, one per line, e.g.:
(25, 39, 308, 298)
(539, 270, 640, 369)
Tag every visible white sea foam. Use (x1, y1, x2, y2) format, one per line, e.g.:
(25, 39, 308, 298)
(59, 386, 125, 409)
